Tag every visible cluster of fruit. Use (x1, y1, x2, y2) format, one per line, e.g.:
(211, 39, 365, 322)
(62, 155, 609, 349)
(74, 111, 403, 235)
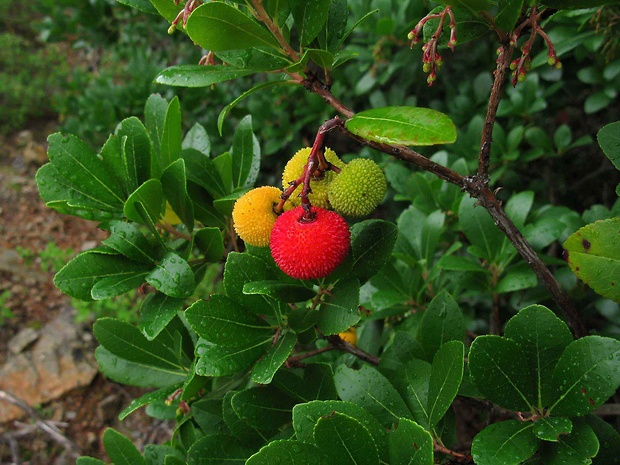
(232, 147, 387, 280)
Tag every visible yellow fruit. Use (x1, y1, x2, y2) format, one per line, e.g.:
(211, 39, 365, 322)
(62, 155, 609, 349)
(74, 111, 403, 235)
(282, 147, 345, 209)
(328, 158, 386, 217)
(232, 186, 283, 247)
(162, 201, 182, 225)
(339, 327, 357, 345)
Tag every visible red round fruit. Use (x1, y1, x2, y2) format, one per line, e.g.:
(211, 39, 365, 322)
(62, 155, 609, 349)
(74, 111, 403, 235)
(270, 206, 350, 280)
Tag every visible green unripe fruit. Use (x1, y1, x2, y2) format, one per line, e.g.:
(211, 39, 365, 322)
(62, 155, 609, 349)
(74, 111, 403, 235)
(328, 158, 386, 217)
(282, 147, 345, 209)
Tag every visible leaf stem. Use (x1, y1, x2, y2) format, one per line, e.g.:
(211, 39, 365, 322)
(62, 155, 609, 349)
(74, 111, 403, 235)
(248, 0, 300, 62)
(326, 334, 380, 366)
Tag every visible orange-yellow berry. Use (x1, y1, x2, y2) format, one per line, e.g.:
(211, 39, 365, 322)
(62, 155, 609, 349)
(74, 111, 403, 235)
(232, 186, 283, 247)
(162, 201, 182, 226)
(339, 327, 357, 345)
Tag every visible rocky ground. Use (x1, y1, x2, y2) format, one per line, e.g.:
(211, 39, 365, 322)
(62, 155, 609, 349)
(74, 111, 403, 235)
(0, 128, 171, 464)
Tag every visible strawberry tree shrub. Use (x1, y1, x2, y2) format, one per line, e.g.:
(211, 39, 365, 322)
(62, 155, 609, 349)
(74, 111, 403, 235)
(35, 0, 620, 464)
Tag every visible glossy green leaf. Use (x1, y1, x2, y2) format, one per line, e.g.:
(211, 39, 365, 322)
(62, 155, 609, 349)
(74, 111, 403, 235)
(221, 391, 265, 447)
(185, 295, 272, 346)
(388, 418, 434, 465)
(115, 116, 152, 194)
(533, 417, 572, 442)
(231, 115, 260, 189)
(317, 278, 361, 335)
(194, 227, 225, 262)
(540, 0, 619, 8)
(252, 331, 297, 384)
(290, 0, 331, 46)
(187, 434, 253, 465)
(103, 221, 157, 264)
(494, 263, 538, 293)
(459, 195, 509, 262)
(214, 189, 248, 217)
(195, 338, 271, 377)
(505, 191, 534, 229)
(584, 414, 620, 464)
(124, 179, 165, 225)
(243, 280, 315, 303)
(161, 158, 194, 231)
(46, 133, 124, 210)
(597, 121, 620, 170)
(422, 6, 489, 47)
(550, 335, 620, 416)
(504, 305, 573, 408)
(182, 122, 210, 156)
(186, 2, 281, 51)
(144, 94, 168, 176)
(317, 0, 348, 51)
(564, 218, 620, 302)
(139, 293, 184, 341)
(155, 65, 255, 88)
(160, 96, 182, 171)
(418, 291, 465, 361)
(146, 252, 195, 298)
(118, 383, 181, 420)
(293, 400, 387, 455)
(427, 341, 464, 428)
(90, 269, 149, 300)
(313, 412, 379, 465)
(436, 254, 485, 272)
(495, 0, 524, 32)
(224, 252, 274, 315)
(538, 419, 599, 463)
(434, 0, 493, 11)
(148, 0, 182, 21)
(116, 0, 157, 14)
(76, 457, 106, 465)
(231, 386, 296, 431)
(103, 428, 145, 465)
(471, 420, 538, 465)
(272, 363, 338, 403)
(217, 47, 291, 70)
(182, 148, 228, 199)
(469, 335, 535, 411)
(345, 106, 456, 146)
(54, 251, 148, 301)
(379, 332, 427, 379)
(350, 220, 398, 283)
(397, 207, 445, 265)
(144, 444, 185, 465)
(334, 364, 411, 428)
(246, 440, 327, 465)
(394, 359, 432, 428)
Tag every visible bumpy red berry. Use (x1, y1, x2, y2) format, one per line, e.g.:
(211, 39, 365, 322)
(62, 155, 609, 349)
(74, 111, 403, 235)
(270, 206, 350, 280)
(282, 147, 345, 209)
(232, 186, 283, 247)
(328, 158, 386, 217)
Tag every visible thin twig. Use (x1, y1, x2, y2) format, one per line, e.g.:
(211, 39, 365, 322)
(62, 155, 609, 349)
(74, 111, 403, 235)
(434, 442, 473, 462)
(286, 346, 335, 367)
(156, 222, 192, 241)
(248, 0, 300, 62)
(326, 335, 380, 366)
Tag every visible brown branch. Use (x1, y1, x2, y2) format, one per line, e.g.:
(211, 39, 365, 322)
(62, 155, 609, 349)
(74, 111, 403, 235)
(326, 335, 380, 366)
(434, 442, 473, 463)
(286, 346, 334, 367)
(248, 0, 300, 62)
(156, 222, 192, 241)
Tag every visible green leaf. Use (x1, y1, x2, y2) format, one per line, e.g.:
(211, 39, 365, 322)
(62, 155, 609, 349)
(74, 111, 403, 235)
(186, 2, 281, 51)
(317, 278, 361, 335)
(505, 191, 534, 230)
(146, 252, 195, 298)
(494, 262, 538, 293)
(195, 338, 271, 377)
(388, 418, 434, 465)
(495, 0, 524, 32)
(103, 221, 157, 264)
(160, 96, 182, 171)
(224, 252, 274, 315)
(116, 0, 158, 14)
(116, 116, 152, 194)
(243, 280, 315, 303)
(139, 293, 184, 341)
(47, 133, 124, 210)
(427, 341, 464, 428)
(471, 420, 538, 465)
(436, 254, 486, 272)
(345, 107, 456, 147)
(182, 148, 228, 199)
(161, 159, 194, 231)
(293, 400, 387, 457)
(145, 94, 168, 176)
(90, 270, 149, 300)
(504, 305, 573, 408)
(313, 412, 379, 465)
(584, 414, 620, 464)
(144, 444, 185, 465)
(398, 359, 432, 428)
(418, 291, 465, 361)
(379, 332, 428, 379)
(185, 295, 272, 347)
(434, 0, 493, 11)
(103, 428, 146, 465)
(350, 220, 398, 283)
(54, 251, 148, 301)
(533, 417, 573, 442)
(232, 386, 296, 431)
(148, 0, 182, 22)
(124, 179, 165, 225)
(194, 227, 225, 263)
(187, 434, 253, 465)
(597, 121, 620, 171)
(217, 47, 292, 70)
(155, 65, 256, 87)
(217, 80, 298, 135)
(459, 195, 509, 262)
(397, 207, 445, 265)
(246, 440, 327, 465)
(540, 0, 619, 8)
(422, 6, 489, 47)
(183, 122, 211, 156)
(273, 363, 338, 402)
(468, 335, 535, 411)
(252, 331, 297, 384)
(231, 115, 260, 189)
(564, 218, 620, 302)
(538, 419, 600, 463)
(221, 391, 265, 447)
(76, 457, 107, 465)
(290, 0, 331, 46)
(334, 364, 411, 428)
(118, 383, 181, 420)
(550, 335, 620, 416)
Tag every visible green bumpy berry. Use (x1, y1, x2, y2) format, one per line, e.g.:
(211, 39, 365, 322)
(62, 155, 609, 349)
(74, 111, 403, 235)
(328, 158, 386, 217)
(282, 147, 345, 209)
(232, 186, 283, 247)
